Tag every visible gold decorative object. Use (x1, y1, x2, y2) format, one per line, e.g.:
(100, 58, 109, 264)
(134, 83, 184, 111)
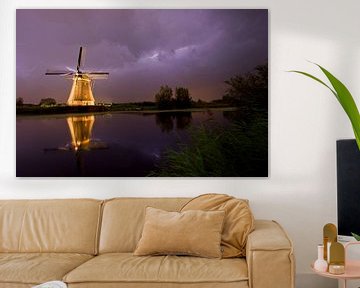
(323, 223, 337, 261)
(329, 242, 345, 275)
(328, 264, 345, 275)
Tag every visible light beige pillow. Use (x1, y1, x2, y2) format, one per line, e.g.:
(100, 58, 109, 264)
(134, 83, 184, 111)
(134, 207, 225, 258)
(181, 193, 255, 258)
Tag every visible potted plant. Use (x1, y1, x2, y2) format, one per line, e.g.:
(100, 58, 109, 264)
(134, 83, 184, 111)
(291, 63, 360, 240)
(352, 233, 360, 241)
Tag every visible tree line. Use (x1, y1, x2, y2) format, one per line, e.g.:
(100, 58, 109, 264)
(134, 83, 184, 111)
(223, 63, 267, 111)
(155, 86, 192, 109)
(154, 63, 267, 111)
(16, 97, 57, 107)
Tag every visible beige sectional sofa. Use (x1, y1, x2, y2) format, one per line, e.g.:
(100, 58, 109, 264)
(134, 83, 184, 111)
(0, 198, 295, 288)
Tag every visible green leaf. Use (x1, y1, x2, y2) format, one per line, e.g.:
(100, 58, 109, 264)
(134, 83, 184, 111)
(288, 70, 337, 98)
(316, 64, 360, 150)
(289, 64, 360, 150)
(351, 232, 360, 241)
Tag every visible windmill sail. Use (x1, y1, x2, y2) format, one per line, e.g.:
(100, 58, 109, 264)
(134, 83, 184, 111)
(77, 47, 84, 72)
(45, 70, 73, 76)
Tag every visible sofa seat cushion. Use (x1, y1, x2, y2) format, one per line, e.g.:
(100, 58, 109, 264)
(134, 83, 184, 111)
(0, 253, 93, 285)
(64, 253, 248, 285)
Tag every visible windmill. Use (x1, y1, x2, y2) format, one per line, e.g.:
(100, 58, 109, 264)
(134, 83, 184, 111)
(45, 47, 109, 106)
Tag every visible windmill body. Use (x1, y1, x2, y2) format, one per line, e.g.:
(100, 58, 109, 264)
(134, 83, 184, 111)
(68, 74, 95, 106)
(46, 47, 109, 106)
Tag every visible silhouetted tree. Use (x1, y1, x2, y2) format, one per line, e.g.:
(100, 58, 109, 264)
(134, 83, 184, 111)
(175, 87, 192, 109)
(16, 97, 24, 106)
(155, 85, 173, 109)
(224, 63, 268, 111)
(39, 98, 56, 106)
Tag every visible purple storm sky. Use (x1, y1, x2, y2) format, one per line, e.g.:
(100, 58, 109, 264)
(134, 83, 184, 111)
(16, 9, 268, 104)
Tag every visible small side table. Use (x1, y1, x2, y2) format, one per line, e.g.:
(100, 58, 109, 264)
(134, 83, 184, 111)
(311, 242, 360, 288)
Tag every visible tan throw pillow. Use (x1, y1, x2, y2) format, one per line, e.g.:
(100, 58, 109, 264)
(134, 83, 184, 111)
(134, 207, 225, 258)
(181, 193, 254, 258)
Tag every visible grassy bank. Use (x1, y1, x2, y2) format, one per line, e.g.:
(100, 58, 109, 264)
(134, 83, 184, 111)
(150, 112, 268, 177)
(16, 103, 236, 116)
(16, 105, 111, 115)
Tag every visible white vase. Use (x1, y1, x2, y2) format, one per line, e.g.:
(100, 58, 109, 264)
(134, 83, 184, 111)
(314, 244, 328, 272)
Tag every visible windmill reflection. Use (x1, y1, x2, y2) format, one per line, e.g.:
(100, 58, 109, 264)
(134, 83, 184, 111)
(68, 115, 92, 150)
(44, 114, 107, 176)
(63, 115, 107, 151)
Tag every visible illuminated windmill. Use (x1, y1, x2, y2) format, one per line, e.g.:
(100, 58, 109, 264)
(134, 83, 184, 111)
(45, 47, 109, 106)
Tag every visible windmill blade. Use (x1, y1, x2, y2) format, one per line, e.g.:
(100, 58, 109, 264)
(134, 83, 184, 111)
(88, 75, 109, 80)
(87, 72, 109, 80)
(45, 70, 74, 76)
(76, 46, 85, 72)
(86, 72, 109, 75)
(66, 66, 77, 72)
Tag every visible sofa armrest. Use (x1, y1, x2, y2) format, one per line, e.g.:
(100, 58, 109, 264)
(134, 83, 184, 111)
(246, 220, 295, 288)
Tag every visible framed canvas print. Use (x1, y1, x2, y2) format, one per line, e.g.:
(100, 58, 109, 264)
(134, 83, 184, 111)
(16, 9, 268, 177)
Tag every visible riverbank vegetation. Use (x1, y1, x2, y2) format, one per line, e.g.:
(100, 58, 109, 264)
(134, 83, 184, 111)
(150, 114, 267, 176)
(16, 98, 234, 115)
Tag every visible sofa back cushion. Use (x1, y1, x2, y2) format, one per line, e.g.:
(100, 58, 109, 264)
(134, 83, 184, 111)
(0, 199, 102, 254)
(99, 198, 189, 253)
(181, 194, 254, 258)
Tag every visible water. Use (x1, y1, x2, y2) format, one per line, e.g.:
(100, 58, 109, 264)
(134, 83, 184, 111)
(16, 110, 233, 177)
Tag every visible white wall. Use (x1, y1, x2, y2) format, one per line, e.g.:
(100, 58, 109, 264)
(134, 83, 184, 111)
(1, 0, 359, 287)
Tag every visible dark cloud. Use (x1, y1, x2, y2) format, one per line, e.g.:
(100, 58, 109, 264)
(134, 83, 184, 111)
(16, 9, 268, 104)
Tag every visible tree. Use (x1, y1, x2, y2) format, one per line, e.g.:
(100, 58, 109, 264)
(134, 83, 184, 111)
(155, 85, 173, 109)
(175, 87, 192, 109)
(39, 98, 56, 107)
(224, 63, 268, 110)
(16, 97, 24, 106)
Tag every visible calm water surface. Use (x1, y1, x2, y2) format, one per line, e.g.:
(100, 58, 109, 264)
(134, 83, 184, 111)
(16, 110, 233, 177)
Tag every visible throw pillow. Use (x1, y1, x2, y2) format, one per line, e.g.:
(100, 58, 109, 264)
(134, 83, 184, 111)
(181, 193, 254, 258)
(134, 207, 225, 258)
